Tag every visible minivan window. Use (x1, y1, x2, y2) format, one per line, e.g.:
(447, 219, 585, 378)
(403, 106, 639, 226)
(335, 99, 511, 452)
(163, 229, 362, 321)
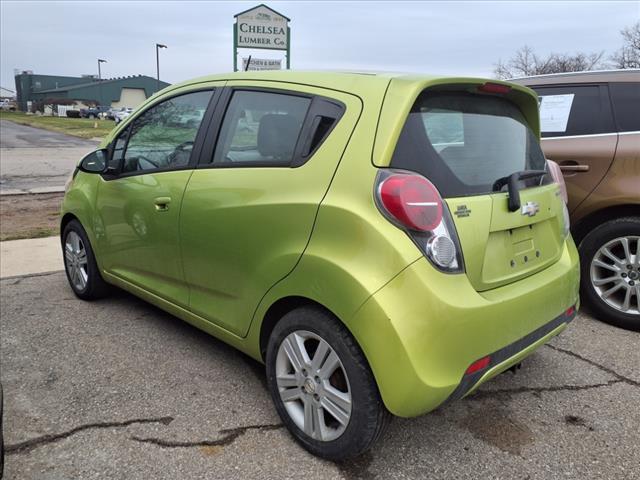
(212, 90, 311, 165)
(390, 92, 547, 197)
(116, 90, 213, 174)
(609, 82, 640, 132)
(533, 85, 615, 137)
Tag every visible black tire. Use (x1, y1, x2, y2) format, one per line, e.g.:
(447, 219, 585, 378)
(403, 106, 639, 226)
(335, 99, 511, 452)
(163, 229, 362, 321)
(266, 306, 389, 460)
(61, 220, 110, 300)
(579, 216, 640, 331)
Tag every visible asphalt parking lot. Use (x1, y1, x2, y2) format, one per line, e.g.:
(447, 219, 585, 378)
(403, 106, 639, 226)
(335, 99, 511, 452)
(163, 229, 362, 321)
(1, 272, 639, 480)
(0, 120, 98, 193)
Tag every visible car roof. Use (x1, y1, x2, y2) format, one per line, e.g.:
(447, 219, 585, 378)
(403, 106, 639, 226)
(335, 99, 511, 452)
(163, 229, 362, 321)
(509, 69, 640, 86)
(168, 70, 467, 96)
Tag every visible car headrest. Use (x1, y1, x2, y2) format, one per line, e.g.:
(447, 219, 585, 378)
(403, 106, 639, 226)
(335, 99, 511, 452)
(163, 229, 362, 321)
(257, 114, 300, 160)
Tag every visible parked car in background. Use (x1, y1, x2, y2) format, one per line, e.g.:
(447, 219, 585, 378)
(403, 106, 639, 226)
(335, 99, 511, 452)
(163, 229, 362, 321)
(113, 107, 133, 124)
(105, 108, 121, 121)
(80, 105, 111, 119)
(513, 70, 640, 330)
(0, 99, 16, 111)
(61, 71, 579, 459)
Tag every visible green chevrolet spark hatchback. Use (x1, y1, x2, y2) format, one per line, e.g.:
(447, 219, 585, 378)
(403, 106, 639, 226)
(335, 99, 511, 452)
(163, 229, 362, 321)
(61, 71, 579, 459)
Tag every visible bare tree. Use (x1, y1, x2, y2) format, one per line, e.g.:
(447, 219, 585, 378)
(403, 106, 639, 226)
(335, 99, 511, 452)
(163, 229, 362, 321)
(494, 45, 605, 79)
(610, 22, 640, 69)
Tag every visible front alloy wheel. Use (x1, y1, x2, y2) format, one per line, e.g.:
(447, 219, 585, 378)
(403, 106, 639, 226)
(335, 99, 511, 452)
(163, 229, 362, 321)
(64, 231, 89, 291)
(62, 219, 109, 300)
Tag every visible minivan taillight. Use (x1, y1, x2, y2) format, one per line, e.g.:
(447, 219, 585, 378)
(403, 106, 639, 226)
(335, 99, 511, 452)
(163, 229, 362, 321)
(546, 159, 570, 239)
(375, 170, 464, 273)
(546, 159, 568, 204)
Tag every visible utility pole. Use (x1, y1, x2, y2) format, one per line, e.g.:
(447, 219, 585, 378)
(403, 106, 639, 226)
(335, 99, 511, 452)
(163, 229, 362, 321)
(97, 59, 107, 106)
(156, 43, 167, 93)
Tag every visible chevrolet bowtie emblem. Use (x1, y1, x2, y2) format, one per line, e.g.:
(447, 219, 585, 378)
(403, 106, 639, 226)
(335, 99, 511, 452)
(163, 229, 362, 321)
(521, 201, 540, 217)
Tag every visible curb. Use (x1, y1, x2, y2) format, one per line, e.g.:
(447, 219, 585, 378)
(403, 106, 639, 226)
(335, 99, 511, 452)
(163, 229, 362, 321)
(0, 270, 64, 281)
(0, 235, 62, 279)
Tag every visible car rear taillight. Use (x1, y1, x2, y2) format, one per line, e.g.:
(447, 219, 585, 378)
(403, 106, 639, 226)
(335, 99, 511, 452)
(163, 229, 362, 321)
(375, 170, 464, 273)
(379, 174, 443, 231)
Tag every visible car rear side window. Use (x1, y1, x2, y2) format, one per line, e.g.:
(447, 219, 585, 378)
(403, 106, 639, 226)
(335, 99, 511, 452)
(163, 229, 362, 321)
(609, 82, 640, 132)
(533, 84, 615, 137)
(212, 91, 311, 166)
(390, 92, 547, 198)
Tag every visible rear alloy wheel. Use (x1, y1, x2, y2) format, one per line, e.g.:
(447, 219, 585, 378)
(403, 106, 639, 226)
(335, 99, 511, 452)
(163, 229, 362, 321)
(266, 307, 388, 460)
(275, 330, 352, 442)
(580, 217, 640, 331)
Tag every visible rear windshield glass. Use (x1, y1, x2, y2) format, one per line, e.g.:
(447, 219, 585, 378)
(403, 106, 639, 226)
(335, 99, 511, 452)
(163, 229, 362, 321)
(390, 92, 547, 197)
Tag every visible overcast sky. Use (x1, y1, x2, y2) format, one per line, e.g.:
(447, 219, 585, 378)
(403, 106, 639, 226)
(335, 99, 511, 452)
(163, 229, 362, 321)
(1, 1, 638, 91)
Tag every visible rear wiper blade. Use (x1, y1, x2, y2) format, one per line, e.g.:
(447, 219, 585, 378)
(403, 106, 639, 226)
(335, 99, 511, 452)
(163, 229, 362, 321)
(492, 170, 547, 212)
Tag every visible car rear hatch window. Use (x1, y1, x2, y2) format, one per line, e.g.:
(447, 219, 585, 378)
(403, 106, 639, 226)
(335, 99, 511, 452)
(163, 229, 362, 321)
(391, 89, 566, 291)
(392, 92, 547, 197)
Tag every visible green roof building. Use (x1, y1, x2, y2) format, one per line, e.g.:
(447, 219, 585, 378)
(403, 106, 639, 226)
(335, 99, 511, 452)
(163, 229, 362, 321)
(14, 72, 170, 111)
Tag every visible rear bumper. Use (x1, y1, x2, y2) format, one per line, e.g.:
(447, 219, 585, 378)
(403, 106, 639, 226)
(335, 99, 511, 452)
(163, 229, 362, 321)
(444, 306, 576, 403)
(348, 238, 580, 417)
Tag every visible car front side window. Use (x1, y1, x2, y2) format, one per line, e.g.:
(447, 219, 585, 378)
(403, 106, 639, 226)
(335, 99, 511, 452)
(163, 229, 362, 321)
(114, 90, 213, 174)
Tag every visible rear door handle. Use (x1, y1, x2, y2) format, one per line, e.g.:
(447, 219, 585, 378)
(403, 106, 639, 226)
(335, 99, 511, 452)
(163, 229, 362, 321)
(154, 196, 171, 211)
(558, 163, 589, 172)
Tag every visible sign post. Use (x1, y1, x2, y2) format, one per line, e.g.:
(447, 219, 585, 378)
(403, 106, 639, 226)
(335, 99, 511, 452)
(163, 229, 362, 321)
(233, 4, 290, 72)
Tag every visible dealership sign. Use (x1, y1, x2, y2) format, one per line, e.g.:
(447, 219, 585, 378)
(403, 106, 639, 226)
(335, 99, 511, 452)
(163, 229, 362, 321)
(236, 5, 288, 50)
(234, 4, 290, 71)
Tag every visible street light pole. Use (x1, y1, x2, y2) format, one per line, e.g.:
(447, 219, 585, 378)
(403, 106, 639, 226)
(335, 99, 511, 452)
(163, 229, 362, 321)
(156, 43, 167, 93)
(97, 59, 107, 106)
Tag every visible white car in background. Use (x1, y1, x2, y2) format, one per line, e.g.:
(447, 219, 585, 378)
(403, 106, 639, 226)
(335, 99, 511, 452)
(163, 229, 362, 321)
(113, 107, 134, 124)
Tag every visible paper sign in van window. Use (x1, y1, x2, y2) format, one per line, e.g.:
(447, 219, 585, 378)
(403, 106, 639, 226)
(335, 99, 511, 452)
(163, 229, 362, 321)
(538, 94, 574, 133)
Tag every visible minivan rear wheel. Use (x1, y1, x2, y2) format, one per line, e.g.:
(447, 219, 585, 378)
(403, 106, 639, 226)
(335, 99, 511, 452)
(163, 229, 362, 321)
(579, 217, 640, 331)
(266, 306, 388, 460)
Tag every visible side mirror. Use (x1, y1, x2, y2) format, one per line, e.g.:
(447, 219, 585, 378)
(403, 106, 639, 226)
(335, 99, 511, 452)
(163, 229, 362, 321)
(79, 149, 108, 173)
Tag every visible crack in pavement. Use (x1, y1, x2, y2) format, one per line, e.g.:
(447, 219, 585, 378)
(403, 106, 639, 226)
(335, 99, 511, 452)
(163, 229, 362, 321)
(5, 416, 174, 455)
(131, 423, 283, 449)
(468, 378, 624, 401)
(546, 343, 640, 387)
(467, 341, 640, 401)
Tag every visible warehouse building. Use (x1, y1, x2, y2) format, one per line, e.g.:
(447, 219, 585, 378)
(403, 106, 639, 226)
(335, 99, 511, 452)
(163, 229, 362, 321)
(14, 71, 169, 112)
(0, 87, 15, 99)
